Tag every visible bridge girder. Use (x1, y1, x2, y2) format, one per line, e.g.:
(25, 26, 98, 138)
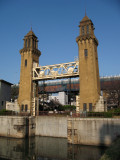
(32, 61, 79, 81)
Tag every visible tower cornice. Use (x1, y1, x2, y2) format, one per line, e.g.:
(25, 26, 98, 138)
(19, 48, 41, 56)
(76, 35, 98, 46)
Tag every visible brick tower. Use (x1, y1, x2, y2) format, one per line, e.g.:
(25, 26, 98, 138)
(76, 15, 100, 111)
(18, 29, 41, 115)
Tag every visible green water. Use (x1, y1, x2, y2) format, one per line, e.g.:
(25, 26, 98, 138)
(0, 136, 106, 160)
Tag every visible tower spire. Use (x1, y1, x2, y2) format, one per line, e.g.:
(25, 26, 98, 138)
(85, 8, 87, 16)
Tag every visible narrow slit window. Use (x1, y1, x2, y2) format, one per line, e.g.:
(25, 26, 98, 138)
(82, 26, 84, 35)
(89, 103, 92, 112)
(84, 49, 88, 57)
(21, 105, 24, 111)
(25, 40, 27, 48)
(33, 39, 34, 48)
(83, 103, 87, 111)
(28, 39, 30, 47)
(25, 59, 27, 67)
(87, 25, 89, 34)
(25, 104, 28, 112)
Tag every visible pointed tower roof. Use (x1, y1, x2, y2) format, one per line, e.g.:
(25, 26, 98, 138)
(25, 29, 37, 37)
(81, 15, 90, 22)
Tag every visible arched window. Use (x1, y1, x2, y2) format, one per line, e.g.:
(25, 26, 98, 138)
(25, 39, 27, 48)
(33, 39, 34, 48)
(82, 26, 84, 35)
(25, 59, 27, 67)
(87, 25, 89, 34)
(21, 104, 24, 111)
(25, 104, 28, 112)
(28, 39, 30, 47)
(84, 49, 88, 57)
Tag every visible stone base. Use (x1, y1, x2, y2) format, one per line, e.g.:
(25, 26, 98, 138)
(94, 96, 107, 112)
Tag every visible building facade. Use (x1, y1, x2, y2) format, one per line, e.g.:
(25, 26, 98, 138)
(0, 80, 12, 110)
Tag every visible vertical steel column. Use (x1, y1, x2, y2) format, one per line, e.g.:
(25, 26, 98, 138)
(69, 78, 71, 106)
(43, 80, 45, 111)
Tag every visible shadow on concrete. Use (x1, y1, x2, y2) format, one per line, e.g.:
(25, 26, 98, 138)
(99, 121, 120, 160)
(99, 121, 120, 146)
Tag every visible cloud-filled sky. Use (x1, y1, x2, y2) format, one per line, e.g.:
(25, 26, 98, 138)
(0, 0, 120, 84)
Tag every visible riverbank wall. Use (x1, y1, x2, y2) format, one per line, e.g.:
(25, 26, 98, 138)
(0, 116, 27, 138)
(0, 116, 35, 138)
(67, 118, 120, 146)
(1, 116, 120, 146)
(35, 116, 67, 138)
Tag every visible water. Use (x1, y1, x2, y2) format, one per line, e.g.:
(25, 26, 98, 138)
(0, 136, 106, 160)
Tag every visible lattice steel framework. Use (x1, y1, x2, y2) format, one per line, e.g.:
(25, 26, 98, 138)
(32, 61, 79, 81)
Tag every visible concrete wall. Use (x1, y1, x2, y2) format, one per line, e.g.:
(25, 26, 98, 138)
(35, 116, 67, 138)
(0, 116, 27, 138)
(0, 116, 36, 138)
(68, 118, 120, 146)
(29, 116, 36, 136)
(6, 99, 20, 113)
(1, 116, 120, 146)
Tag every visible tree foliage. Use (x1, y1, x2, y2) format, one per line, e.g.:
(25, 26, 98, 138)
(11, 85, 19, 100)
(102, 80, 120, 108)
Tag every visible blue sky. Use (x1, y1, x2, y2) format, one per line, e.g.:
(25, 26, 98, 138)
(0, 0, 120, 84)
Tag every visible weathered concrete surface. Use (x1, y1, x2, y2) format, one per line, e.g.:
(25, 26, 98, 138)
(35, 116, 67, 138)
(1, 116, 120, 147)
(29, 116, 36, 137)
(68, 118, 120, 146)
(0, 116, 36, 138)
(0, 116, 27, 138)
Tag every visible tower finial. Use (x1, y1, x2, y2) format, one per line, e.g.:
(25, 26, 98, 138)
(31, 24, 32, 31)
(85, 8, 87, 16)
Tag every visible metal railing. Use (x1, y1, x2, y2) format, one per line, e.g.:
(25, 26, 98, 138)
(1, 110, 120, 118)
(35, 111, 120, 118)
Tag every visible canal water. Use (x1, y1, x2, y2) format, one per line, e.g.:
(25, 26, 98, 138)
(0, 136, 106, 160)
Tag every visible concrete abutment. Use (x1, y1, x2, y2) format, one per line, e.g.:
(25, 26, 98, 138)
(0, 116, 120, 146)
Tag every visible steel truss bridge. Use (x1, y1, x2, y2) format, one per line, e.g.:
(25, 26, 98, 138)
(32, 60, 79, 116)
(32, 60, 79, 81)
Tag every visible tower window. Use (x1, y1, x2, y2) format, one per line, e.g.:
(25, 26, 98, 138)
(87, 25, 89, 34)
(25, 104, 28, 112)
(28, 39, 30, 47)
(84, 49, 88, 57)
(33, 39, 34, 48)
(25, 40, 27, 48)
(25, 59, 27, 67)
(82, 26, 84, 35)
(21, 105, 24, 111)
(83, 103, 87, 111)
(89, 103, 92, 111)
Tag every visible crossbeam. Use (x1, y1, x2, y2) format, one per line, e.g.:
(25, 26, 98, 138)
(32, 61, 79, 81)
